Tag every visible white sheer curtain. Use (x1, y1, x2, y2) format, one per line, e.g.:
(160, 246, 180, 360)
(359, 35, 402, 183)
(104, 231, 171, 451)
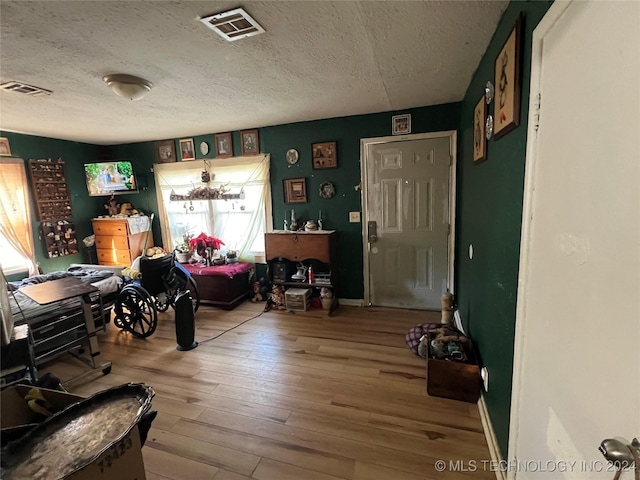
(0, 158, 38, 276)
(154, 154, 272, 263)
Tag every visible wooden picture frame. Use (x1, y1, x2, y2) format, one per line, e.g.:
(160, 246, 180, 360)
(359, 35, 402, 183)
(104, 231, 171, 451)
(392, 114, 411, 135)
(311, 141, 337, 169)
(0, 137, 12, 156)
(179, 138, 195, 161)
(155, 139, 176, 163)
(283, 177, 307, 203)
(215, 132, 233, 158)
(241, 129, 259, 155)
(473, 96, 487, 163)
(494, 15, 523, 139)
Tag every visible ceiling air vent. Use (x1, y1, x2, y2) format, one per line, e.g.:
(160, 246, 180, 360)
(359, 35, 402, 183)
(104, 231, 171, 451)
(0, 81, 52, 97)
(199, 8, 265, 42)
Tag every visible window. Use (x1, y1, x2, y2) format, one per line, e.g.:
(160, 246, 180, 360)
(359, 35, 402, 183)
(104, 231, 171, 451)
(154, 155, 272, 263)
(0, 158, 37, 276)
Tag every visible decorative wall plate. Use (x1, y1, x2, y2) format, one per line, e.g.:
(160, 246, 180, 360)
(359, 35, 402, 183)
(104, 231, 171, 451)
(319, 181, 336, 199)
(286, 148, 299, 164)
(485, 81, 495, 104)
(485, 114, 494, 140)
(200, 141, 209, 155)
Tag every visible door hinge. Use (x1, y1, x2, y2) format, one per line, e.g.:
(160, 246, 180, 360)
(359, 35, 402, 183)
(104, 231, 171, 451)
(533, 92, 541, 132)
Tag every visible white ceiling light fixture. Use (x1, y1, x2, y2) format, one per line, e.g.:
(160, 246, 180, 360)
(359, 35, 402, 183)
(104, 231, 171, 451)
(103, 74, 153, 101)
(199, 8, 265, 42)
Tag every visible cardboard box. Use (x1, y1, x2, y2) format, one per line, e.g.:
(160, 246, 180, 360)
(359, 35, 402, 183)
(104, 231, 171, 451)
(2, 385, 147, 480)
(1, 384, 84, 429)
(68, 426, 146, 480)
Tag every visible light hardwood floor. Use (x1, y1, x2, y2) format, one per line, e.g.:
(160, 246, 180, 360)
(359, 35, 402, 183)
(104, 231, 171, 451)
(42, 301, 495, 480)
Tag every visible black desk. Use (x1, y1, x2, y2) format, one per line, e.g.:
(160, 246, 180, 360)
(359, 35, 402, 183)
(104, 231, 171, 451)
(20, 277, 111, 386)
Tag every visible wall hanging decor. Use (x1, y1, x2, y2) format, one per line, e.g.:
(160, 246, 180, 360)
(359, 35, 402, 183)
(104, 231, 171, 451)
(473, 96, 487, 163)
(179, 138, 195, 161)
(283, 177, 307, 203)
(319, 181, 336, 199)
(241, 129, 260, 155)
(155, 140, 176, 163)
(0, 137, 11, 156)
(312, 141, 337, 169)
(286, 148, 299, 165)
(215, 132, 233, 158)
(494, 14, 524, 139)
(392, 114, 411, 135)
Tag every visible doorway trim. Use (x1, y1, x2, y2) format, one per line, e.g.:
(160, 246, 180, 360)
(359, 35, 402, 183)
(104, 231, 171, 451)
(360, 130, 457, 307)
(507, 0, 571, 467)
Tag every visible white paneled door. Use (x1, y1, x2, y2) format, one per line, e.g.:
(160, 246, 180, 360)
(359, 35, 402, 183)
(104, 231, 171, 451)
(362, 133, 454, 309)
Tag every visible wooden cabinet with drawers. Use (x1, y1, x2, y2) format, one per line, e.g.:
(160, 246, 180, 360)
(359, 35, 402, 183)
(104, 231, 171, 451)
(265, 231, 338, 315)
(92, 217, 154, 266)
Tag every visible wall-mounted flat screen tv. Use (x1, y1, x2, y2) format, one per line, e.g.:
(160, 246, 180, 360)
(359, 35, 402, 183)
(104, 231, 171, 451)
(84, 161, 138, 196)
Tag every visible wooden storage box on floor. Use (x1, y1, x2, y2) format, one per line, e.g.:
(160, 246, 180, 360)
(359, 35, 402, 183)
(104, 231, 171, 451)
(426, 337, 481, 403)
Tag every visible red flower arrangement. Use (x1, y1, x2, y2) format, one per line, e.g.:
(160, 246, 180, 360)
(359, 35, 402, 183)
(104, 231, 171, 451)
(189, 233, 225, 255)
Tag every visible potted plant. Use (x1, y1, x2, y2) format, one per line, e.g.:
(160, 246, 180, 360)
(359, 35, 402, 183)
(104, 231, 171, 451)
(189, 233, 225, 264)
(174, 234, 193, 263)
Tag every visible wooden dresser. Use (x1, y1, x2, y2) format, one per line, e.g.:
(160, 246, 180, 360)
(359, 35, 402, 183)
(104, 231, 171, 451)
(265, 231, 338, 315)
(92, 217, 154, 267)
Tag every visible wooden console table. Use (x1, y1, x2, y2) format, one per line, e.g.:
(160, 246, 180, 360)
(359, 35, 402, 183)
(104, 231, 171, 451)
(265, 231, 338, 315)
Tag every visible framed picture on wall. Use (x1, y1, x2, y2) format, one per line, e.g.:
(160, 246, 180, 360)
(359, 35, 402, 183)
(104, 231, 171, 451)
(155, 139, 176, 163)
(392, 114, 411, 135)
(215, 132, 233, 158)
(283, 177, 307, 203)
(493, 14, 524, 139)
(311, 141, 337, 169)
(473, 96, 487, 163)
(241, 129, 260, 155)
(179, 138, 195, 161)
(0, 137, 11, 156)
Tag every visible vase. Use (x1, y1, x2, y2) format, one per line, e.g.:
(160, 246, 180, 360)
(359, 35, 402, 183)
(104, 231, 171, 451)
(176, 251, 192, 263)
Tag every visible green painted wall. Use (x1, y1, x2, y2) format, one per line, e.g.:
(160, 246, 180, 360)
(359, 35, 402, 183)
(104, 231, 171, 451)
(455, 0, 552, 458)
(0, 131, 101, 272)
(3, 103, 459, 297)
(262, 104, 460, 298)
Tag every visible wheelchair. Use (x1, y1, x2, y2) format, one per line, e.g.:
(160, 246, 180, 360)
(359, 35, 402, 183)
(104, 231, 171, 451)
(113, 253, 200, 338)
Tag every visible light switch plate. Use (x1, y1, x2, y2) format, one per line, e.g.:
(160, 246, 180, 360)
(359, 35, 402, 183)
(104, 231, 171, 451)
(349, 211, 361, 223)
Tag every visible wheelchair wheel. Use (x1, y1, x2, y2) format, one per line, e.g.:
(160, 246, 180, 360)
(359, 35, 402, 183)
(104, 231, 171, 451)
(154, 293, 171, 312)
(114, 285, 158, 338)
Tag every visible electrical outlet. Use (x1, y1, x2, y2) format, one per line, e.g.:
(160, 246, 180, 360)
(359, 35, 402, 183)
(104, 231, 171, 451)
(349, 211, 361, 223)
(481, 367, 489, 392)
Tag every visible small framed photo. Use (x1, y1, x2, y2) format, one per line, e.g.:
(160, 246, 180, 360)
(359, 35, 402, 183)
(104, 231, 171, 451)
(283, 177, 307, 203)
(473, 96, 487, 163)
(179, 138, 195, 161)
(0, 137, 12, 156)
(494, 14, 523, 139)
(241, 129, 260, 155)
(155, 139, 176, 163)
(311, 141, 337, 169)
(392, 114, 411, 135)
(215, 132, 233, 158)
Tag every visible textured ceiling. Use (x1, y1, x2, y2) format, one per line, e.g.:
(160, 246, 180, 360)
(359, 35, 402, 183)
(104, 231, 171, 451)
(0, 1, 507, 145)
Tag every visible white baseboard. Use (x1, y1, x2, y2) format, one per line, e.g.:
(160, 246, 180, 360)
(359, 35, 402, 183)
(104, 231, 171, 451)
(478, 393, 506, 480)
(338, 298, 364, 307)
